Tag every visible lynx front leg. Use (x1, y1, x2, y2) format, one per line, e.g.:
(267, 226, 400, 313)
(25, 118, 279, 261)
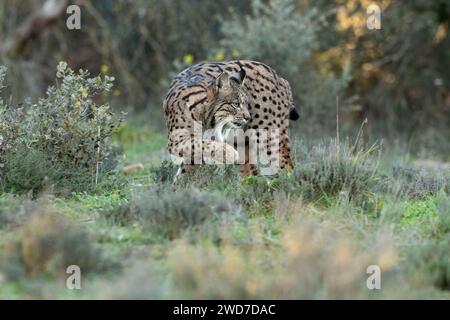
(173, 163, 195, 184)
(172, 138, 239, 182)
(237, 139, 258, 178)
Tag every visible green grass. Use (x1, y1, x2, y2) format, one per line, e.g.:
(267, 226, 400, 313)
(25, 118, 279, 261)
(115, 122, 167, 167)
(399, 197, 439, 228)
(0, 122, 449, 299)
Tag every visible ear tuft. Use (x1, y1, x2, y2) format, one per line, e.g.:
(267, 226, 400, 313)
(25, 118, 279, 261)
(238, 66, 246, 83)
(230, 67, 246, 85)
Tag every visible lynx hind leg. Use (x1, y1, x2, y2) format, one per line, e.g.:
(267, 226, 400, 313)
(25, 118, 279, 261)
(255, 131, 293, 177)
(280, 133, 294, 171)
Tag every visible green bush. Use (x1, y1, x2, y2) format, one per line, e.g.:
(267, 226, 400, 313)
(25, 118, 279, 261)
(0, 63, 124, 194)
(399, 198, 438, 229)
(226, 139, 384, 210)
(27, 62, 122, 173)
(2, 145, 62, 195)
(219, 0, 318, 78)
(402, 194, 450, 290)
(106, 186, 240, 241)
(0, 66, 24, 175)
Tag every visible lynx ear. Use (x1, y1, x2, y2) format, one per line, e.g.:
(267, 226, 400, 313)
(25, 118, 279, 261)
(208, 69, 245, 101)
(230, 67, 246, 85)
(207, 72, 232, 100)
(216, 71, 232, 90)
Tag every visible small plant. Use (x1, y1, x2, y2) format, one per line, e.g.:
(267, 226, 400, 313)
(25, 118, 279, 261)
(399, 198, 438, 229)
(238, 175, 282, 213)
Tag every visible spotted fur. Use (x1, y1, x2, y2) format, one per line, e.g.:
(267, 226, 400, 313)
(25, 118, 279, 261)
(163, 60, 298, 178)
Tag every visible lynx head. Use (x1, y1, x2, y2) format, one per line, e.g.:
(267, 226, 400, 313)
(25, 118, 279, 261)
(205, 67, 251, 130)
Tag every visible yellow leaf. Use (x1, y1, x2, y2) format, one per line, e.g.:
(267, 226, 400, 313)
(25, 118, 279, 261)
(100, 64, 109, 74)
(183, 54, 194, 65)
(215, 50, 225, 61)
(433, 24, 448, 44)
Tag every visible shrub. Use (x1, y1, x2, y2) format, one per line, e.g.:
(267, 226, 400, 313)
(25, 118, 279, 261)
(105, 186, 240, 241)
(0, 63, 124, 194)
(27, 62, 122, 174)
(220, 0, 317, 77)
(0, 210, 105, 280)
(151, 139, 384, 210)
(238, 176, 283, 213)
(0, 66, 24, 176)
(402, 194, 450, 291)
(398, 198, 439, 234)
(160, 164, 277, 215)
(167, 217, 401, 299)
(390, 166, 450, 199)
(1, 145, 62, 195)
(406, 235, 450, 291)
(286, 139, 382, 204)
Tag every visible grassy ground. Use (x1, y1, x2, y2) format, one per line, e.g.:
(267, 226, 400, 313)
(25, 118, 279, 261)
(0, 120, 449, 299)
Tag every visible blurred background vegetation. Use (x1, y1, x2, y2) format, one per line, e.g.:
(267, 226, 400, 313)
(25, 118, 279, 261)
(0, 0, 449, 156)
